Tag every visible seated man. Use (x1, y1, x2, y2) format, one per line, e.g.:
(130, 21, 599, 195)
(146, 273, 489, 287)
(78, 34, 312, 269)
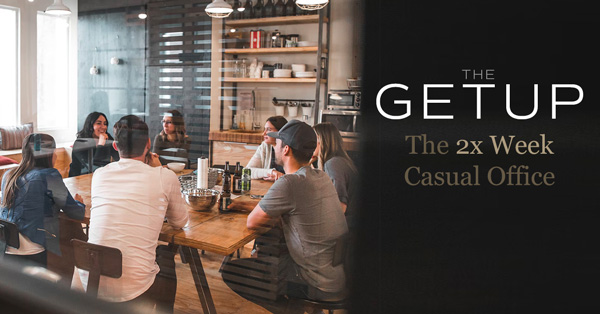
(224, 120, 349, 311)
(75, 115, 189, 312)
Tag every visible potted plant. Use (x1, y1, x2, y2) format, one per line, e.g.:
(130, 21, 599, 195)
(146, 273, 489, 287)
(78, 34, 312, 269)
(287, 101, 298, 117)
(300, 102, 313, 117)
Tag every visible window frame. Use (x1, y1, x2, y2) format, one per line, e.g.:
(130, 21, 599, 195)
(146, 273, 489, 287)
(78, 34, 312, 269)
(0, 4, 20, 127)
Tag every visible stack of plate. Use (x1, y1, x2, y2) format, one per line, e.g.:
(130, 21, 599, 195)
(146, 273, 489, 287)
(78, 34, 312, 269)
(294, 71, 316, 78)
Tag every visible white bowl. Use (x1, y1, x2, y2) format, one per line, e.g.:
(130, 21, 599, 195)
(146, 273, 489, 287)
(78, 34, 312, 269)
(273, 69, 292, 78)
(291, 64, 306, 73)
(294, 71, 316, 78)
(167, 162, 186, 172)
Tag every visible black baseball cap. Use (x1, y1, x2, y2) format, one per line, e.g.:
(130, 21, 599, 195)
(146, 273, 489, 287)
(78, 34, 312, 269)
(267, 119, 317, 156)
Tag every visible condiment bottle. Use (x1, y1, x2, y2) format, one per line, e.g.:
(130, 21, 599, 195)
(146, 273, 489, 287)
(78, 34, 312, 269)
(241, 168, 252, 194)
(219, 162, 232, 212)
(232, 162, 242, 194)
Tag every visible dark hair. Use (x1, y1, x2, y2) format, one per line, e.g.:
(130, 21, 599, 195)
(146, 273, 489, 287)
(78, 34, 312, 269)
(159, 110, 187, 143)
(113, 115, 149, 158)
(266, 116, 288, 131)
(282, 140, 312, 164)
(1, 134, 56, 209)
(77, 112, 108, 138)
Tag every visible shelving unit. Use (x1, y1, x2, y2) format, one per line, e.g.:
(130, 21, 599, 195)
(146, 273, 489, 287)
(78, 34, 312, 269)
(224, 47, 325, 54)
(225, 15, 327, 28)
(223, 77, 324, 83)
(219, 8, 331, 129)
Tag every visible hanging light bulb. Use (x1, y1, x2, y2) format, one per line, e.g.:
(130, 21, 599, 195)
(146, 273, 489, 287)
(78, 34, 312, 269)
(45, 0, 72, 16)
(205, 0, 233, 18)
(296, 0, 329, 11)
(233, 0, 245, 12)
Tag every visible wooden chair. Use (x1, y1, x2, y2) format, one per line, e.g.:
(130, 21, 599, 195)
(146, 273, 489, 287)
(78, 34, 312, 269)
(71, 239, 122, 297)
(0, 219, 20, 257)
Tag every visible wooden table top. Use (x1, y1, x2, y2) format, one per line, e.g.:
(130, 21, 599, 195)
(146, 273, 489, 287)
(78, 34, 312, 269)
(63, 168, 273, 256)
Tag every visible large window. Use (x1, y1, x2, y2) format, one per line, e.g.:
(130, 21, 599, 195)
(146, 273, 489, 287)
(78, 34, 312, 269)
(0, 6, 19, 126)
(37, 12, 70, 130)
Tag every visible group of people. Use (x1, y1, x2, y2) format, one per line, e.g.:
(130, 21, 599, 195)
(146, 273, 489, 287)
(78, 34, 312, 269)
(246, 115, 358, 229)
(0, 110, 358, 312)
(1, 114, 190, 312)
(68, 110, 190, 177)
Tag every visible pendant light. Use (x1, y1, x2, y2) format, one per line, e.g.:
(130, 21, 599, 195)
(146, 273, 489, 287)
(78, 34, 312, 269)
(45, 0, 72, 16)
(296, 0, 329, 11)
(205, 0, 234, 18)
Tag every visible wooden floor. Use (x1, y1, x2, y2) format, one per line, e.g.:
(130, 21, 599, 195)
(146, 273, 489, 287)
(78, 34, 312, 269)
(173, 243, 270, 314)
(173, 243, 348, 314)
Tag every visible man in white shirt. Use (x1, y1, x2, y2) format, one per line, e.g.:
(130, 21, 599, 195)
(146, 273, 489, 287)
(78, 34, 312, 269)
(77, 115, 188, 312)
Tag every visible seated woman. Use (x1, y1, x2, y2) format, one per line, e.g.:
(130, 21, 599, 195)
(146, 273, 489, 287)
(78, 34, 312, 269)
(69, 112, 120, 177)
(1, 134, 86, 267)
(313, 122, 358, 229)
(152, 110, 191, 166)
(246, 116, 288, 180)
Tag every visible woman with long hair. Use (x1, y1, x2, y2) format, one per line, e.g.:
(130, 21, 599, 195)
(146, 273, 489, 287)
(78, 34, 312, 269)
(313, 122, 358, 228)
(69, 112, 120, 177)
(152, 110, 191, 164)
(1, 134, 85, 267)
(246, 116, 288, 180)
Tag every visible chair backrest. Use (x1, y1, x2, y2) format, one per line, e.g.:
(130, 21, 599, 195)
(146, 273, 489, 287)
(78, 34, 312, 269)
(0, 219, 20, 249)
(71, 239, 122, 297)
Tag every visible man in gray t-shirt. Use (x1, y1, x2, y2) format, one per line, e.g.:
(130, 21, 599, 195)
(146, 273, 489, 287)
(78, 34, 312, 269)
(244, 120, 349, 301)
(258, 166, 348, 294)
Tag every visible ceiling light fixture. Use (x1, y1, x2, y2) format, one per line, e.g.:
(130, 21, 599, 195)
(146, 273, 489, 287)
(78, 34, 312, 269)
(138, 13, 148, 19)
(45, 0, 72, 16)
(205, 0, 233, 18)
(296, 0, 329, 11)
(233, 0, 245, 12)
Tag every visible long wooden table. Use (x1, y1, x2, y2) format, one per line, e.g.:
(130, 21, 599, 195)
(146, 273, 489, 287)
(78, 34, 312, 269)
(62, 169, 272, 314)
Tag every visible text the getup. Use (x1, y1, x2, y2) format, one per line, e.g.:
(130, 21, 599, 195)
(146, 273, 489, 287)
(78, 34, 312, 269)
(376, 69, 583, 120)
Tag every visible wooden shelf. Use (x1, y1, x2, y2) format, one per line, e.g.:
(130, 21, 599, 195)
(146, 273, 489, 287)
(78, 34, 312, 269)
(223, 77, 325, 83)
(224, 47, 326, 54)
(225, 15, 327, 28)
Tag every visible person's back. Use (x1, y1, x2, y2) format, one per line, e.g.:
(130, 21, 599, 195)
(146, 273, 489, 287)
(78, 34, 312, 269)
(2, 168, 85, 254)
(86, 159, 187, 301)
(260, 166, 348, 293)
(1, 134, 86, 268)
(77, 115, 188, 309)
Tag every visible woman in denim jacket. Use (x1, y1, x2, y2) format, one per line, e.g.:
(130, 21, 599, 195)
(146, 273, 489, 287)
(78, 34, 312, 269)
(1, 134, 86, 267)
